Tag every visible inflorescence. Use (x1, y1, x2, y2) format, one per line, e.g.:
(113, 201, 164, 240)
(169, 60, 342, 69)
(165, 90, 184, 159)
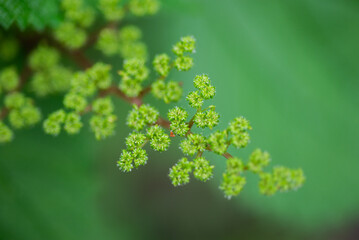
(0, 0, 304, 198)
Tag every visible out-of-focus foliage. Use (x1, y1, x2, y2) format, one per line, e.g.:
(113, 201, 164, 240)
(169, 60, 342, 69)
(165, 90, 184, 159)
(0, 0, 61, 30)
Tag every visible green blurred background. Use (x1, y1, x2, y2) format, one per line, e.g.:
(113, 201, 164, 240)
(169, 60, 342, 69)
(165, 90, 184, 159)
(1, 0, 359, 239)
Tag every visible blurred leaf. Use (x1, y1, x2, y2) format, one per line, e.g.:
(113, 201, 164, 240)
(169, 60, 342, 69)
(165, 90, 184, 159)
(0, 0, 62, 30)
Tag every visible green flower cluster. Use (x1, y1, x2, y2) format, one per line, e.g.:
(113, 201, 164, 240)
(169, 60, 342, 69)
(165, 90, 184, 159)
(90, 97, 116, 140)
(99, 0, 125, 21)
(0, 66, 19, 92)
(169, 156, 214, 186)
(0, 67, 41, 143)
(29, 45, 72, 96)
(97, 25, 147, 60)
(119, 58, 149, 97)
(151, 80, 182, 104)
(173, 36, 196, 71)
(43, 109, 82, 136)
(180, 133, 207, 156)
(118, 104, 170, 172)
(5, 92, 41, 129)
(129, 0, 159, 16)
(126, 104, 159, 131)
(187, 74, 216, 109)
(150, 37, 197, 104)
(54, 0, 95, 49)
(168, 107, 189, 136)
(220, 157, 246, 199)
(147, 125, 170, 151)
(259, 167, 305, 196)
(43, 63, 115, 139)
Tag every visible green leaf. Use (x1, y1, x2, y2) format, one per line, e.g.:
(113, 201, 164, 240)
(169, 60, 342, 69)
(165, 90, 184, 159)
(0, 0, 62, 30)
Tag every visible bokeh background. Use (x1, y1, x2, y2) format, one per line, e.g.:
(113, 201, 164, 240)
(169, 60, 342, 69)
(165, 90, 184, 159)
(1, 0, 359, 239)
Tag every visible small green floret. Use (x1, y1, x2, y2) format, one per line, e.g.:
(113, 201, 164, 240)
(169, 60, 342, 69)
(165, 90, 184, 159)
(86, 62, 112, 89)
(92, 97, 114, 115)
(168, 107, 188, 122)
(126, 132, 147, 150)
(193, 157, 214, 182)
(208, 130, 228, 155)
(90, 114, 117, 140)
(186, 91, 203, 109)
(173, 36, 196, 56)
(129, 0, 159, 16)
(248, 149, 270, 173)
(117, 149, 134, 172)
(63, 92, 87, 112)
(179, 133, 206, 156)
(169, 158, 193, 186)
(43, 109, 66, 136)
(153, 54, 171, 77)
(146, 125, 170, 151)
(220, 173, 246, 199)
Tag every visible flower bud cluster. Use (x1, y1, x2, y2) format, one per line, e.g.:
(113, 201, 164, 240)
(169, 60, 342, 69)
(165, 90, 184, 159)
(168, 107, 189, 136)
(0, 67, 41, 142)
(99, 0, 125, 21)
(54, 0, 95, 49)
(172, 36, 196, 71)
(29, 45, 72, 96)
(126, 104, 159, 131)
(43, 63, 115, 139)
(97, 25, 147, 60)
(129, 0, 160, 16)
(119, 58, 149, 97)
(169, 156, 214, 186)
(259, 167, 305, 196)
(220, 157, 246, 199)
